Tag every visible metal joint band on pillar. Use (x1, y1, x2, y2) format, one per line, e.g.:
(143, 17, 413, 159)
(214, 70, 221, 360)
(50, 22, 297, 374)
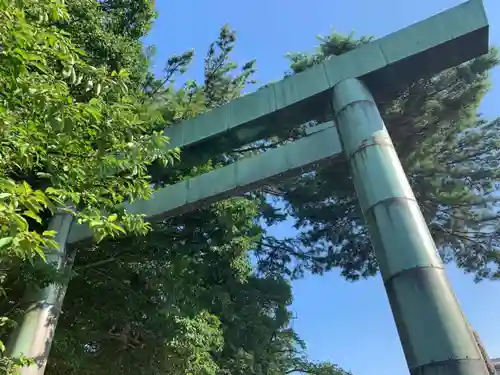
(331, 78, 489, 375)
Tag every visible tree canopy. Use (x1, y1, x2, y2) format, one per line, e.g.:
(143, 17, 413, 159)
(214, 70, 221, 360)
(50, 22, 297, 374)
(0, 0, 176, 371)
(256, 32, 500, 282)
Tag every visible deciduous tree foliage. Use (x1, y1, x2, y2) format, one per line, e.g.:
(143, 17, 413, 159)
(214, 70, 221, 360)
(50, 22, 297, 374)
(256, 32, 500, 282)
(60, 0, 157, 88)
(0, 0, 177, 372)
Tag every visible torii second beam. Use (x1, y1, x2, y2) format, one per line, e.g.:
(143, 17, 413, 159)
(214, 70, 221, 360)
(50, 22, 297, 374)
(67, 124, 341, 244)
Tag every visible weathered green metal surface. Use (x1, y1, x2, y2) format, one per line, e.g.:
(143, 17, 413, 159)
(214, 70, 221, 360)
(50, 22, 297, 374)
(67, 124, 342, 244)
(164, 0, 488, 153)
(332, 78, 489, 375)
(7, 211, 74, 375)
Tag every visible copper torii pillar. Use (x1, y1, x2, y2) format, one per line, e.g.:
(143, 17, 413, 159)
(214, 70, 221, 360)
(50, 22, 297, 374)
(332, 78, 489, 375)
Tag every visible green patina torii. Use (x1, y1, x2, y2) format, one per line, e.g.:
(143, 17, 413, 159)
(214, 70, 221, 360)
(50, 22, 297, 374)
(8, 1, 494, 374)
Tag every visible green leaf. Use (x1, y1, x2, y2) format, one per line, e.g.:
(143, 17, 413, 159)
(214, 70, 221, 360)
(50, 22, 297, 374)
(36, 172, 52, 178)
(110, 223, 126, 234)
(33, 245, 47, 261)
(0, 237, 13, 249)
(12, 215, 28, 231)
(45, 187, 59, 195)
(43, 230, 58, 237)
(62, 67, 72, 78)
(23, 210, 42, 223)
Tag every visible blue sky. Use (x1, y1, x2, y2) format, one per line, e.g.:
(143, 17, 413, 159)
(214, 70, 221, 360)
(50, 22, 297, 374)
(144, 1, 500, 374)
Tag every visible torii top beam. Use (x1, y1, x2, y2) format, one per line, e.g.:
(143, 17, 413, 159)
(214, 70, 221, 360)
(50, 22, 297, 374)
(163, 0, 488, 152)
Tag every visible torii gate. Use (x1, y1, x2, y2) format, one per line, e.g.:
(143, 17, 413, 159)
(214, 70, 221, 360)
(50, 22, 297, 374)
(8, 1, 493, 374)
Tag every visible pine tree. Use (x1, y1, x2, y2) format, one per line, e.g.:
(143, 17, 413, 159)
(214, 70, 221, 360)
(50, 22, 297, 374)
(257, 32, 500, 281)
